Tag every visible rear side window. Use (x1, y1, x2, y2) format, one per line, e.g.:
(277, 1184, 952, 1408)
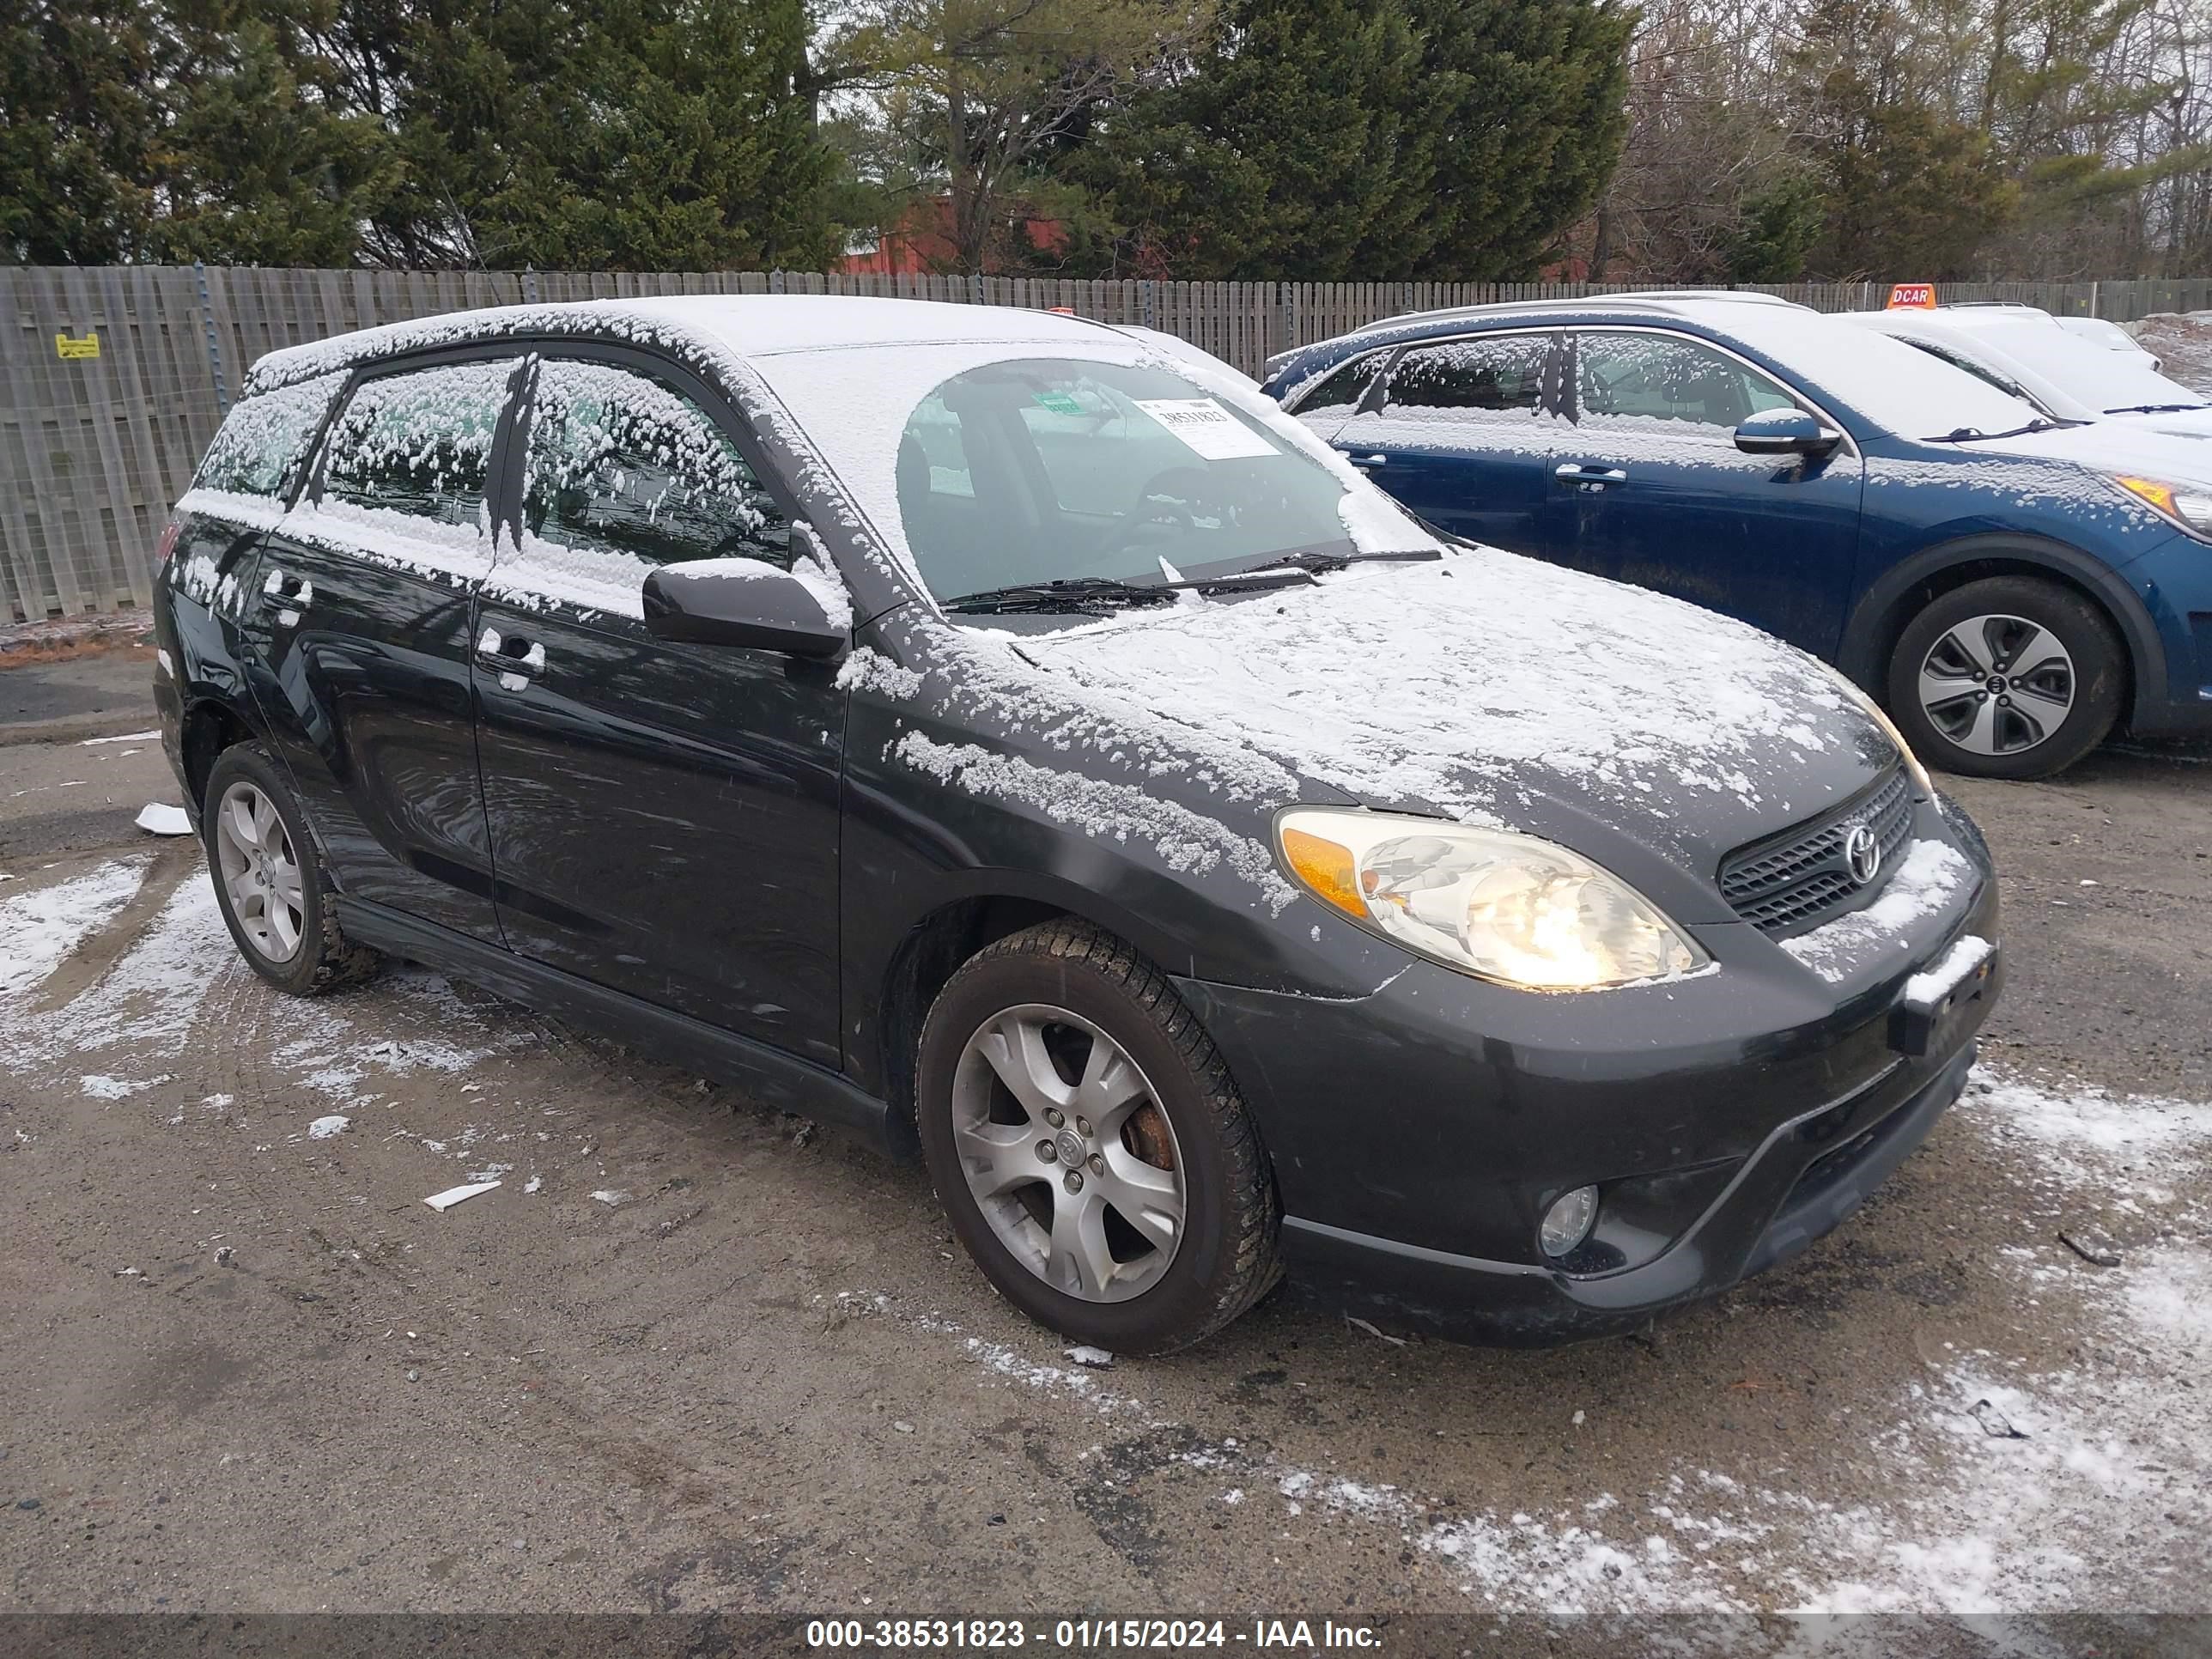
(1291, 352, 1386, 420)
(523, 359, 788, 570)
(319, 360, 514, 526)
(1378, 335, 1561, 420)
(193, 373, 343, 498)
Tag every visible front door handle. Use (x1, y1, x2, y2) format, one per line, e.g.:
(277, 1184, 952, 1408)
(476, 627, 547, 676)
(1555, 463, 1629, 489)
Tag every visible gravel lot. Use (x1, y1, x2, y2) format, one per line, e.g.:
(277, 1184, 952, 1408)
(1, 647, 2208, 1652)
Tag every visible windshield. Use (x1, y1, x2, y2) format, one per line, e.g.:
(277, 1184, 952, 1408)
(1952, 317, 2207, 412)
(1754, 315, 2052, 440)
(893, 357, 1366, 602)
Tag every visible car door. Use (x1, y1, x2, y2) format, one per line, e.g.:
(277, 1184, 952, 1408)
(239, 352, 523, 942)
(1319, 331, 1577, 555)
(471, 347, 845, 1066)
(1559, 328, 1866, 654)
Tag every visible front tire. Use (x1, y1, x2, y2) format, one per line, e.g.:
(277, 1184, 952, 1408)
(1886, 575, 2124, 780)
(916, 921, 1281, 1355)
(202, 742, 381, 996)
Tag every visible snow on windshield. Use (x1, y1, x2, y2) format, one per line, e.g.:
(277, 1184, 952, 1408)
(747, 339, 1436, 601)
(1941, 315, 2208, 412)
(1726, 313, 2046, 440)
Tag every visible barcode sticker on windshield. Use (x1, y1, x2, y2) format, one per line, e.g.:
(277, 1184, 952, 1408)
(1133, 398, 1279, 460)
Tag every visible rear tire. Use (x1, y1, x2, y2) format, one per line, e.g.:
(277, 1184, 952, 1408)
(202, 742, 381, 996)
(1886, 575, 2124, 780)
(916, 921, 1281, 1355)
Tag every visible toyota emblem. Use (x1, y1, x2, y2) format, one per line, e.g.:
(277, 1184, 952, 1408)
(1844, 823, 1881, 885)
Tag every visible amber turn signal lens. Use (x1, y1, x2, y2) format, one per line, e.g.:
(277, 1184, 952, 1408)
(1279, 826, 1364, 917)
(2117, 475, 2178, 514)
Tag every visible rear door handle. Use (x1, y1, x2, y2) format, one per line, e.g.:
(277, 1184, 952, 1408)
(261, 567, 313, 605)
(476, 627, 546, 677)
(1555, 463, 1628, 489)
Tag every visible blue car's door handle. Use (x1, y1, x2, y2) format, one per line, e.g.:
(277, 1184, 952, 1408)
(1555, 463, 1629, 488)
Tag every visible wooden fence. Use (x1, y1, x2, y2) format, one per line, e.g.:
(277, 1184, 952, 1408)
(9, 264, 2212, 621)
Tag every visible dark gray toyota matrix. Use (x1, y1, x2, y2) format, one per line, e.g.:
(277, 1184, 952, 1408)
(151, 296, 2001, 1352)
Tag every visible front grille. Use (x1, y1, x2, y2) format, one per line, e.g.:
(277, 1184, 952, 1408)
(1718, 769, 1914, 935)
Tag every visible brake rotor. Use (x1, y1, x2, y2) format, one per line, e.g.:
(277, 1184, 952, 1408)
(1121, 1102, 1176, 1170)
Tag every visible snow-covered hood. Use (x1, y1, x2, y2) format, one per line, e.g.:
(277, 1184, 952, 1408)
(1962, 416, 2212, 488)
(1010, 546, 1898, 874)
(2117, 407, 2212, 442)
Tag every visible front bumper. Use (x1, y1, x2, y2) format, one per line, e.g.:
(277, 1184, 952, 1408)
(1175, 834, 2000, 1345)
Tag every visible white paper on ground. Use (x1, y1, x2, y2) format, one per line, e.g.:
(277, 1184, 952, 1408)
(135, 803, 191, 836)
(423, 1179, 501, 1212)
(1132, 398, 1279, 460)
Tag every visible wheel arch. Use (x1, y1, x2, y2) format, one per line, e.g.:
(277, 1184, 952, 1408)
(872, 888, 1187, 1158)
(1838, 534, 2160, 726)
(179, 694, 266, 820)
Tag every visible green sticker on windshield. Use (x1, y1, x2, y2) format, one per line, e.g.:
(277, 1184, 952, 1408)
(1032, 391, 1084, 415)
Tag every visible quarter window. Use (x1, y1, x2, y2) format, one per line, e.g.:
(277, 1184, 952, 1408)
(320, 360, 514, 526)
(1381, 336, 1560, 418)
(524, 360, 788, 569)
(1292, 352, 1387, 421)
(195, 372, 344, 498)
(1575, 332, 1797, 430)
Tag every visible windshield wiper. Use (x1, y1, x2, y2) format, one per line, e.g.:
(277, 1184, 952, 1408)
(944, 568, 1327, 615)
(1931, 418, 2068, 442)
(1241, 547, 1445, 575)
(944, 576, 1176, 615)
(2106, 403, 2209, 415)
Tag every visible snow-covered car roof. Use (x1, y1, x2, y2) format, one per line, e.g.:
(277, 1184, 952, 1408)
(242, 295, 1115, 394)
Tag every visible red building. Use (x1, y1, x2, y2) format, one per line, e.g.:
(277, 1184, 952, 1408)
(840, 197, 1067, 276)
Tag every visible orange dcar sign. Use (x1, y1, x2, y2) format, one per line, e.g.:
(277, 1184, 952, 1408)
(1887, 283, 1937, 309)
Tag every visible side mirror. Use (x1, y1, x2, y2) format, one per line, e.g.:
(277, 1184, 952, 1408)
(641, 559, 847, 658)
(1735, 408, 1842, 458)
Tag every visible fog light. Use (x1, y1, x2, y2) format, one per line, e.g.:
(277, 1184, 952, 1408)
(1540, 1185, 1599, 1258)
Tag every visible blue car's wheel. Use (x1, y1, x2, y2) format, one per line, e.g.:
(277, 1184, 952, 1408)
(1887, 576, 2124, 780)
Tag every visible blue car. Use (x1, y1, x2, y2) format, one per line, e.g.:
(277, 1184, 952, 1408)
(1261, 293, 2212, 779)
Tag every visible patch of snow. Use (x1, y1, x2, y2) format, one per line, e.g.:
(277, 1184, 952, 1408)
(0, 859, 148, 996)
(80, 730, 161, 746)
(1781, 840, 1974, 983)
(307, 1114, 349, 1139)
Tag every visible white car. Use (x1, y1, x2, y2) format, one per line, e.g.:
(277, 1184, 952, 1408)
(2052, 313, 2163, 370)
(1833, 305, 2212, 440)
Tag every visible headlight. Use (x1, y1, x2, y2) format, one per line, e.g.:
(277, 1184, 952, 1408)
(2113, 474, 2212, 538)
(1276, 809, 1706, 992)
(1816, 661, 1933, 800)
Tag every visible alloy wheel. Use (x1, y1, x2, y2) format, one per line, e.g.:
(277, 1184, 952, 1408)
(949, 1003, 1186, 1304)
(1915, 612, 2076, 757)
(214, 781, 306, 963)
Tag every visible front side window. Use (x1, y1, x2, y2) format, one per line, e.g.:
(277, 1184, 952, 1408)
(523, 360, 788, 571)
(319, 359, 514, 526)
(1379, 335, 1562, 420)
(1574, 331, 1797, 431)
(896, 357, 1376, 603)
(195, 372, 344, 498)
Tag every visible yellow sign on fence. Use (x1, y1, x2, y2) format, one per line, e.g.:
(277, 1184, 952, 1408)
(54, 330, 100, 360)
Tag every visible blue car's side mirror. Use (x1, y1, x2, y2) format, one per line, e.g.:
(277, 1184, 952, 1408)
(1735, 408, 1843, 458)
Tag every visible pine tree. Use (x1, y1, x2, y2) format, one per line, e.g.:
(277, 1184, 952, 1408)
(1407, 0, 1632, 278)
(156, 0, 401, 265)
(0, 0, 165, 262)
(1070, 0, 1437, 278)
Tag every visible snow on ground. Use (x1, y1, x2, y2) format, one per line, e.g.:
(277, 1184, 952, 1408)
(893, 1064, 2210, 1625)
(2128, 312, 2212, 393)
(3, 850, 2206, 1628)
(0, 857, 149, 996)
